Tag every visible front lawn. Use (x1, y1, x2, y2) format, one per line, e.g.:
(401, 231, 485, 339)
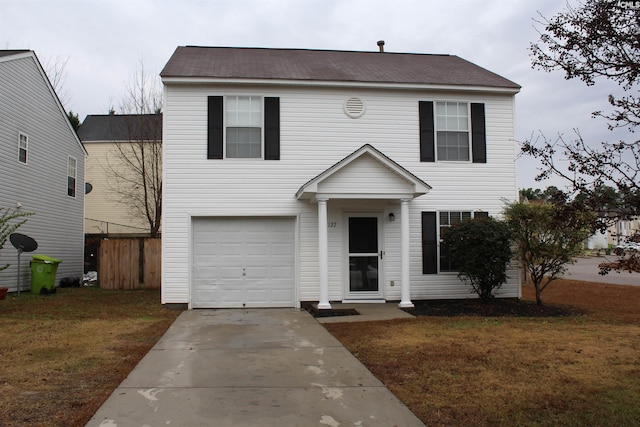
(325, 279, 640, 427)
(1, 280, 638, 427)
(0, 288, 181, 427)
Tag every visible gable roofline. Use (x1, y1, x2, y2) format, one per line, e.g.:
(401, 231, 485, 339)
(296, 144, 431, 200)
(0, 50, 87, 157)
(161, 46, 521, 93)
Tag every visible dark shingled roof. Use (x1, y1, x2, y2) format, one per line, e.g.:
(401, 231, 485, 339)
(161, 46, 520, 90)
(78, 114, 162, 142)
(0, 50, 31, 58)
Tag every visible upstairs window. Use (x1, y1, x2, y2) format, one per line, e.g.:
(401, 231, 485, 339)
(19, 133, 28, 164)
(435, 101, 470, 161)
(208, 96, 280, 160)
(419, 101, 486, 163)
(226, 96, 262, 158)
(67, 157, 77, 197)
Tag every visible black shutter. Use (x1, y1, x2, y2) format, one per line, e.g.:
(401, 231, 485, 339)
(471, 103, 486, 163)
(264, 97, 280, 160)
(207, 96, 223, 159)
(419, 101, 435, 162)
(422, 212, 438, 274)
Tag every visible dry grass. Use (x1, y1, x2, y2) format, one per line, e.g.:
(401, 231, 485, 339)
(325, 279, 640, 427)
(0, 287, 181, 427)
(1, 280, 638, 427)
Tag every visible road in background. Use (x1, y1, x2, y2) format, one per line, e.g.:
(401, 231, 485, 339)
(562, 256, 640, 287)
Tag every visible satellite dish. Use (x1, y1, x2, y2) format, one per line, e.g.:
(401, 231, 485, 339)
(85, 182, 93, 194)
(10, 233, 38, 253)
(9, 233, 38, 296)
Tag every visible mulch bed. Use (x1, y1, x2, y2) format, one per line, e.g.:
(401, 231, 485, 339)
(303, 304, 361, 318)
(401, 298, 583, 318)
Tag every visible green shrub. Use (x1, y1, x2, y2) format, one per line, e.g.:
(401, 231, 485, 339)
(442, 217, 512, 301)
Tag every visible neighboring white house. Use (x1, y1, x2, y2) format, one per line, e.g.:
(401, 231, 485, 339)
(0, 50, 87, 291)
(160, 45, 521, 309)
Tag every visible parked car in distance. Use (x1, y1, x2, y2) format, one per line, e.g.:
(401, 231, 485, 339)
(614, 242, 640, 255)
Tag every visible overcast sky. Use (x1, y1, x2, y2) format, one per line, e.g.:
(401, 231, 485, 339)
(0, 0, 628, 189)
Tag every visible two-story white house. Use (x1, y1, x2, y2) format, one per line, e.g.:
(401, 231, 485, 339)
(160, 45, 521, 309)
(0, 50, 86, 291)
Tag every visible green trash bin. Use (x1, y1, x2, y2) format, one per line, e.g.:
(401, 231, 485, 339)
(30, 255, 62, 294)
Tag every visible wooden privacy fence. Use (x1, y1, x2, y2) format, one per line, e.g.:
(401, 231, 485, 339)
(98, 238, 161, 289)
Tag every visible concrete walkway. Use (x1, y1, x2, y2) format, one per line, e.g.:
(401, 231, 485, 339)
(86, 309, 425, 427)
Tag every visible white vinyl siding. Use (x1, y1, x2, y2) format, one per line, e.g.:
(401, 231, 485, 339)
(0, 53, 86, 291)
(162, 83, 520, 305)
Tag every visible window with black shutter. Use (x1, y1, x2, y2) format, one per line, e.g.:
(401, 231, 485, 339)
(419, 101, 486, 163)
(207, 96, 280, 160)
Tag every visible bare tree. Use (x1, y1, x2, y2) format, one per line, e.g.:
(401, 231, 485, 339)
(523, 1, 640, 272)
(44, 55, 71, 108)
(103, 61, 162, 237)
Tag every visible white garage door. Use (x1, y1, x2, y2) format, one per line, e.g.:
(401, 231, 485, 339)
(192, 217, 295, 308)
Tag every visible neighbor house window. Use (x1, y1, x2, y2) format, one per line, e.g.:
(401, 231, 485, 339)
(226, 96, 262, 158)
(435, 101, 470, 161)
(67, 157, 77, 197)
(19, 133, 28, 164)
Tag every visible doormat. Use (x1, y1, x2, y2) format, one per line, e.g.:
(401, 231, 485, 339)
(305, 305, 360, 318)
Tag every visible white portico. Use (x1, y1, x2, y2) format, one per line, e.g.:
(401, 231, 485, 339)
(296, 144, 431, 309)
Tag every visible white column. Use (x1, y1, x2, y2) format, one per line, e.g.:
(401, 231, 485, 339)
(317, 198, 332, 309)
(399, 199, 414, 308)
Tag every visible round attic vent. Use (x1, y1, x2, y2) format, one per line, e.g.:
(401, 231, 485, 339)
(344, 97, 365, 118)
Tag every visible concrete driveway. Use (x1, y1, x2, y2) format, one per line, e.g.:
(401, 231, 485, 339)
(563, 256, 640, 286)
(86, 309, 425, 427)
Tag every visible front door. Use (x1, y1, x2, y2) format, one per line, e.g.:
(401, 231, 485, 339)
(346, 215, 383, 299)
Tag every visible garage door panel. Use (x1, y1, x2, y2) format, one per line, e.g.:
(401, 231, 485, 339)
(245, 266, 269, 278)
(246, 243, 268, 256)
(272, 243, 294, 256)
(192, 217, 295, 308)
(220, 242, 243, 256)
(272, 266, 294, 279)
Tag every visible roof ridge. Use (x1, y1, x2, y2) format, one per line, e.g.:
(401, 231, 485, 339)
(181, 45, 452, 57)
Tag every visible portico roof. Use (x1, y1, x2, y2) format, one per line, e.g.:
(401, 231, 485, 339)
(296, 144, 431, 201)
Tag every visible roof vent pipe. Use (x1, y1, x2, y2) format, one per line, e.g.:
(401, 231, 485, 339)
(377, 40, 385, 52)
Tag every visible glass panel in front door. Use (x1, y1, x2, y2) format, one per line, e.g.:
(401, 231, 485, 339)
(348, 217, 378, 292)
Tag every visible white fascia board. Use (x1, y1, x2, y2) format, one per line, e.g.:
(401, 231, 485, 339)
(161, 77, 521, 95)
(313, 192, 420, 201)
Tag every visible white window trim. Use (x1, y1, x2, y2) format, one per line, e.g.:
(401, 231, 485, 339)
(434, 100, 472, 162)
(18, 132, 28, 164)
(67, 156, 77, 198)
(224, 95, 264, 159)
